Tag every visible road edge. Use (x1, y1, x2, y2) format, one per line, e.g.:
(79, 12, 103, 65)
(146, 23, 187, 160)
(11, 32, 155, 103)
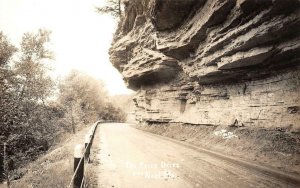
(127, 124, 300, 186)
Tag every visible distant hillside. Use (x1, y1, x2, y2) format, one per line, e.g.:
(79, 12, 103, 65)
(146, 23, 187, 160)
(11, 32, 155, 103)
(111, 94, 135, 111)
(111, 94, 136, 123)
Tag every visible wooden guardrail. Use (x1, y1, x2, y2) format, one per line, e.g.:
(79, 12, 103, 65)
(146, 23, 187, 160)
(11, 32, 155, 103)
(67, 121, 100, 188)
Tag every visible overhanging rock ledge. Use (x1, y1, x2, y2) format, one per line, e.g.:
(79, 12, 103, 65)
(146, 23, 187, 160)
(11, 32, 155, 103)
(110, 0, 300, 131)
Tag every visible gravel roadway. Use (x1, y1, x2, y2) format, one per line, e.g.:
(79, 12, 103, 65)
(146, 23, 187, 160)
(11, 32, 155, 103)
(96, 123, 300, 188)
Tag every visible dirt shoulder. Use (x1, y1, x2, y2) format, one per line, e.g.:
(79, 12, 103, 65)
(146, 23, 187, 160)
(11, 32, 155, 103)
(132, 122, 300, 176)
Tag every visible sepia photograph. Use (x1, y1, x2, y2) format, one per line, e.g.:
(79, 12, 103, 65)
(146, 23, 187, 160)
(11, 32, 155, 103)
(0, 0, 300, 187)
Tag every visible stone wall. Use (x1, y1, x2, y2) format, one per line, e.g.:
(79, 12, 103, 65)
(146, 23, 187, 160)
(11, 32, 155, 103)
(110, 0, 300, 131)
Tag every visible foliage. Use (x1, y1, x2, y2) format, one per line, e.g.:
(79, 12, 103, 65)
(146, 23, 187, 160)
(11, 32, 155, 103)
(0, 32, 17, 66)
(95, 0, 121, 18)
(0, 32, 17, 180)
(58, 70, 126, 133)
(0, 32, 17, 134)
(0, 28, 126, 181)
(0, 30, 58, 181)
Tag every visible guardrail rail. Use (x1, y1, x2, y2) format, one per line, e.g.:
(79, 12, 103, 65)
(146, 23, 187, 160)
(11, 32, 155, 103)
(67, 121, 100, 188)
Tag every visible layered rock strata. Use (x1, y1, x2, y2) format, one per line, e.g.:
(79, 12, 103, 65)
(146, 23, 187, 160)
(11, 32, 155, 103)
(110, 0, 300, 131)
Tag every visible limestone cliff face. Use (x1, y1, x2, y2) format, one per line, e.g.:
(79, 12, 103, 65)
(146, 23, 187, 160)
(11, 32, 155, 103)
(110, 0, 300, 131)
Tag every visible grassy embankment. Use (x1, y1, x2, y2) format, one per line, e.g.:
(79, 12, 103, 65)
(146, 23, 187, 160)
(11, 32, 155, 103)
(3, 125, 96, 188)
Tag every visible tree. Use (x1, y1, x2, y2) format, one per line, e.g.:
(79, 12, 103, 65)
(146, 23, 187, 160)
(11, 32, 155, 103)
(0, 32, 17, 181)
(15, 29, 54, 102)
(0, 32, 17, 130)
(8, 29, 55, 136)
(0, 32, 17, 67)
(2, 28, 54, 132)
(0, 29, 57, 181)
(58, 70, 125, 133)
(58, 70, 107, 133)
(96, 0, 121, 18)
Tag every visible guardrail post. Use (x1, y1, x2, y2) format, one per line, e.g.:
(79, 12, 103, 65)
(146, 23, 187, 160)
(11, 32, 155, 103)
(84, 135, 91, 162)
(74, 144, 84, 188)
(4, 142, 10, 188)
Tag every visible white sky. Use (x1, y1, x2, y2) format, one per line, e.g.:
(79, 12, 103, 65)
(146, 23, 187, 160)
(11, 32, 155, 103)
(0, 0, 133, 95)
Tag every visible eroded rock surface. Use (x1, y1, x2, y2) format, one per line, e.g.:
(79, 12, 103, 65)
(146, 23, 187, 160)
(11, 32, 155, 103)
(110, 0, 300, 131)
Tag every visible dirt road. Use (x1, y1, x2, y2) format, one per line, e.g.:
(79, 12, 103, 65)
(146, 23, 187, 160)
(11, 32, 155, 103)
(97, 123, 299, 188)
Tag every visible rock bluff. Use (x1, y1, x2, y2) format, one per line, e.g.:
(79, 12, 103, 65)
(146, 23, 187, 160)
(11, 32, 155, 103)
(110, 0, 300, 131)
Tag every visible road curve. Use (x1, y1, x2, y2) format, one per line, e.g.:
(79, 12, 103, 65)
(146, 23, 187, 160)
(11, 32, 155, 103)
(97, 123, 299, 188)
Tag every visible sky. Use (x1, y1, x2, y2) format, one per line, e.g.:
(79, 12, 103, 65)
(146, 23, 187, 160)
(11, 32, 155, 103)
(0, 0, 133, 95)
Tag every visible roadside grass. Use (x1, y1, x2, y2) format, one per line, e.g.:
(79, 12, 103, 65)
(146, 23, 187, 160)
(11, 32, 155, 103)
(10, 126, 91, 188)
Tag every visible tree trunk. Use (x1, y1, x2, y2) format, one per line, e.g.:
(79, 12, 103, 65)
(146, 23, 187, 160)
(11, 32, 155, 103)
(70, 105, 76, 134)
